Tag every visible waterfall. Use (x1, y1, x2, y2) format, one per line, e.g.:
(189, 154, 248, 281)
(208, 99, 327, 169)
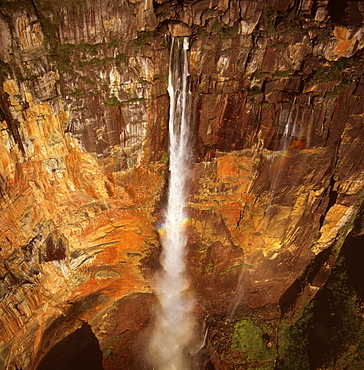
(280, 97, 297, 150)
(147, 36, 196, 370)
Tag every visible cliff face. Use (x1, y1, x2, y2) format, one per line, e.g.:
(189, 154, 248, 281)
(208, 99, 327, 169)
(0, 0, 363, 369)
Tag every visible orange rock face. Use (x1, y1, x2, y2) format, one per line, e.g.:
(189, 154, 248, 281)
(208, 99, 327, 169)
(0, 0, 364, 369)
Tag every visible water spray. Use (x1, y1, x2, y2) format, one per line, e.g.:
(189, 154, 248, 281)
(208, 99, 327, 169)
(147, 36, 197, 370)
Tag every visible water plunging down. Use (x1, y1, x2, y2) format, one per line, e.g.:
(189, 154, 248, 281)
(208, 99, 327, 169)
(148, 36, 197, 369)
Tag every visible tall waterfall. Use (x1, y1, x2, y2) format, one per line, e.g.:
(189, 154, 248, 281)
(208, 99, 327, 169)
(148, 36, 196, 369)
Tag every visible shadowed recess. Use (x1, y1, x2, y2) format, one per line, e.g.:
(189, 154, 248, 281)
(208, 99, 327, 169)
(328, 0, 363, 26)
(36, 322, 103, 370)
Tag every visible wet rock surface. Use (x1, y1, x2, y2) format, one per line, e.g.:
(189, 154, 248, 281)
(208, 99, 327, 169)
(0, 0, 363, 369)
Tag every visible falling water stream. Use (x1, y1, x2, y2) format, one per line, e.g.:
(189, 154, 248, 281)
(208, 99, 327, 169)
(148, 36, 197, 370)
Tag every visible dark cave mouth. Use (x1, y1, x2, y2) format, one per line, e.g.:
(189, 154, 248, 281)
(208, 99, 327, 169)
(36, 322, 103, 370)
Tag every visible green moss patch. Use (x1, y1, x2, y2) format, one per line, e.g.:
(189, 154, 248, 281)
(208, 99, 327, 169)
(104, 95, 121, 107)
(211, 23, 238, 39)
(230, 319, 276, 369)
(133, 31, 155, 48)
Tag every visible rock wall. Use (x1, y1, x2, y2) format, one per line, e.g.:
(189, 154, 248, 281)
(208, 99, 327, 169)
(0, 0, 363, 369)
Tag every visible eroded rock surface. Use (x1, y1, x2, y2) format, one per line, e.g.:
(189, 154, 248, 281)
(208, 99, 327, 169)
(0, 0, 363, 369)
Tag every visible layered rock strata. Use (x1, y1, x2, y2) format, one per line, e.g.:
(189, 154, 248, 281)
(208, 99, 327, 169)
(0, 0, 363, 368)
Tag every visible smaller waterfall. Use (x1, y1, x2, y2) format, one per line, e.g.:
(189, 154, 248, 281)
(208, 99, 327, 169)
(147, 36, 197, 370)
(280, 97, 297, 150)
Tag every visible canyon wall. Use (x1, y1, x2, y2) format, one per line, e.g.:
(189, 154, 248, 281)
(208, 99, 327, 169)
(0, 0, 363, 368)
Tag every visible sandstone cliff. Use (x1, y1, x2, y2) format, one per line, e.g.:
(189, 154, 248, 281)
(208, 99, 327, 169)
(0, 0, 363, 369)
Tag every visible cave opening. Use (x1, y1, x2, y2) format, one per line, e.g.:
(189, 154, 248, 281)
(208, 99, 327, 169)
(36, 322, 103, 370)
